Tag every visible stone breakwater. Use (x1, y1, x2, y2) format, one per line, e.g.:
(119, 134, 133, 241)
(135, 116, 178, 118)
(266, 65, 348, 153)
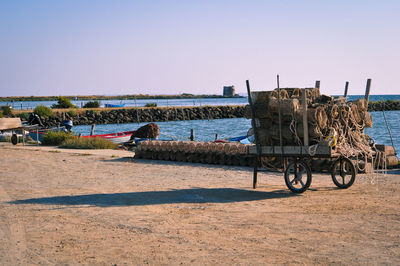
(367, 100, 400, 111)
(14, 100, 399, 127)
(39, 105, 246, 127)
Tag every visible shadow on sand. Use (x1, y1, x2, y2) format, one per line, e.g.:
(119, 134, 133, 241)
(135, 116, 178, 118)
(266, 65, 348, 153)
(101, 157, 256, 171)
(9, 188, 298, 207)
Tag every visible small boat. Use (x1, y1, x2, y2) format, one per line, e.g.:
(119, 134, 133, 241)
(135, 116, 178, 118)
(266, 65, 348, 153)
(104, 103, 126, 108)
(227, 135, 247, 142)
(82, 130, 135, 144)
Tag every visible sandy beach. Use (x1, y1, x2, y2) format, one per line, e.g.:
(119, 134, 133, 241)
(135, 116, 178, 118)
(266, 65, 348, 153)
(0, 142, 399, 265)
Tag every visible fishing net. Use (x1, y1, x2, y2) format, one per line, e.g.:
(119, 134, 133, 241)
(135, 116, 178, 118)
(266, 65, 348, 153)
(132, 123, 160, 139)
(246, 88, 382, 172)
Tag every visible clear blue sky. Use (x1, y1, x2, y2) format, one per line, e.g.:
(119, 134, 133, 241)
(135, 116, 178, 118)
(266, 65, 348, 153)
(1, 0, 399, 96)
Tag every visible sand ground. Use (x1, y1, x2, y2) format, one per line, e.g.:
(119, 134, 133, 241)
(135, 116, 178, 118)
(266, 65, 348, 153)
(0, 142, 399, 265)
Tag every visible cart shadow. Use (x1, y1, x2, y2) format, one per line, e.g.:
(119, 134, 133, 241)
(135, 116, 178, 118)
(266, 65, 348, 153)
(101, 157, 284, 175)
(307, 187, 340, 192)
(117, 157, 259, 172)
(9, 188, 298, 207)
(101, 157, 134, 162)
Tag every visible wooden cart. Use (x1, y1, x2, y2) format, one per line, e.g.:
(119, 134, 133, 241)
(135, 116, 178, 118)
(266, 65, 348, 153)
(246, 80, 356, 193)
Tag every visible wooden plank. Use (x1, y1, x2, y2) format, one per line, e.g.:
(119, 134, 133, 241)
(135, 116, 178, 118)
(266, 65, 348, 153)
(0, 118, 22, 130)
(302, 88, 309, 146)
(248, 145, 331, 157)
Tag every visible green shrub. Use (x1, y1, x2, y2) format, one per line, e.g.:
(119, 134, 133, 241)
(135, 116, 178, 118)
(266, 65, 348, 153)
(1, 105, 12, 116)
(51, 97, 76, 109)
(385, 99, 394, 105)
(59, 137, 117, 149)
(0, 111, 2, 118)
(34, 105, 53, 117)
(145, 102, 157, 107)
(83, 101, 100, 108)
(16, 112, 29, 120)
(67, 110, 77, 117)
(42, 131, 75, 146)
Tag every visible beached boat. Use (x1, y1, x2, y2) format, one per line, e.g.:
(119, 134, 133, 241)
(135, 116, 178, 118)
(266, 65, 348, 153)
(104, 103, 126, 108)
(82, 130, 135, 144)
(29, 129, 135, 144)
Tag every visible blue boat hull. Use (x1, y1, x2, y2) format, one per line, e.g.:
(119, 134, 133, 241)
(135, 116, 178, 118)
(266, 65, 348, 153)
(105, 103, 126, 108)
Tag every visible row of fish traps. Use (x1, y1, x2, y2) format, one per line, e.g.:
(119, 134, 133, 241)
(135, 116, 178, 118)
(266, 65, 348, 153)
(137, 140, 250, 156)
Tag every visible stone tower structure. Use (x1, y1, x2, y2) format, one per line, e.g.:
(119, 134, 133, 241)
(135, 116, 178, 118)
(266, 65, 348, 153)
(223, 86, 235, 97)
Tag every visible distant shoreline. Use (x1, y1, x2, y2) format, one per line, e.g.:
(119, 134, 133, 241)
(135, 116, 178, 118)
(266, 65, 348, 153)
(0, 94, 244, 102)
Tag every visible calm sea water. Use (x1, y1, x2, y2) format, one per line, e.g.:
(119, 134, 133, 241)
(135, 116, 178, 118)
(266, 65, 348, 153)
(73, 110, 400, 154)
(2, 95, 398, 152)
(2, 94, 399, 110)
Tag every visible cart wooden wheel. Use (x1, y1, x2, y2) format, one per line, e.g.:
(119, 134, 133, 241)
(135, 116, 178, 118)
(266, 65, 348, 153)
(11, 133, 18, 145)
(331, 157, 356, 189)
(284, 160, 312, 193)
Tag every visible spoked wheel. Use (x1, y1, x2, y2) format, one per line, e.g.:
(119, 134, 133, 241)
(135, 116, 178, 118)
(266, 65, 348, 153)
(331, 157, 356, 189)
(284, 160, 312, 193)
(11, 133, 18, 145)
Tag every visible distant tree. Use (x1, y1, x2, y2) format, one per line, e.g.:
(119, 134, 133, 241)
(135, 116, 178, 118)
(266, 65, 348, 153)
(145, 103, 157, 107)
(51, 97, 76, 109)
(0, 105, 12, 116)
(83, 101, 100, 108)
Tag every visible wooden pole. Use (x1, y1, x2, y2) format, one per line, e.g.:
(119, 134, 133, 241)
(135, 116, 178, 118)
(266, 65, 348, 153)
(315, 80, 320, 89)
(277, 75, 283, 148)
(190, 129, 195, 141)
(246, 80, 260, 189)
(381, 99, 395, 153)
(344, 81, 349, 98)
(302, 88, 309, 146)
(90, 124, 96, 136)
(365, 79, 371, 104)
(277, 75, 283, 167)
